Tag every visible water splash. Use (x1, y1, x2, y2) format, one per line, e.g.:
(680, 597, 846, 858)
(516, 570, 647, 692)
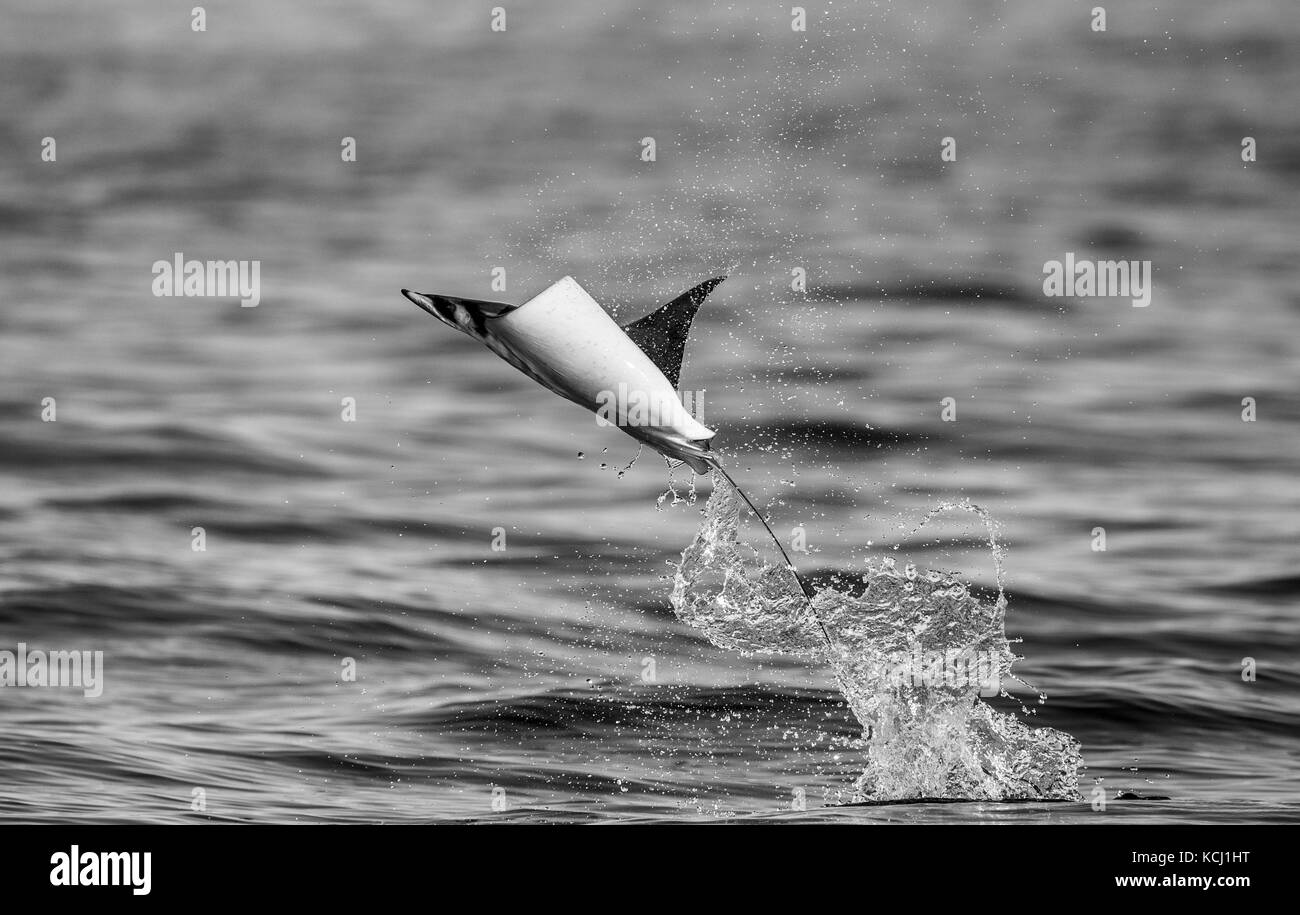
(655, 460, 700, 509)
(670, 470, 1082, 802)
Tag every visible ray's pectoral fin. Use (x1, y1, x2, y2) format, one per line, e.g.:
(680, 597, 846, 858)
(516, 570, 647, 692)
(621, 276, 725, 388)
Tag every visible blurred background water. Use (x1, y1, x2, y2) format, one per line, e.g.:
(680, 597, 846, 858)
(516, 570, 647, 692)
(0, 0, 1297, 822)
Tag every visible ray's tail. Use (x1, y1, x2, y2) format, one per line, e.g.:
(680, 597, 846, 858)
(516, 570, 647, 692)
(703, 455, 835, 650)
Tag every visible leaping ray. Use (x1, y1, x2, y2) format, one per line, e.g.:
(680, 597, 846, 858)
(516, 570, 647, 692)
(402, 275, 720, 472)
(400, 274, 825, 617)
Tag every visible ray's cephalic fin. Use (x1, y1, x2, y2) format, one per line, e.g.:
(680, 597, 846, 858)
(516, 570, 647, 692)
(622, 276, 726, 389)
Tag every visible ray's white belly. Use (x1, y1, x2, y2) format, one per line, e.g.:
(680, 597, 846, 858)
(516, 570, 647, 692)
(492, 277, 714, 441)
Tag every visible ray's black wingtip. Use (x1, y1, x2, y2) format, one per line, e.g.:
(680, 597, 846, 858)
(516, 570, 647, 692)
(683, 275, 727, 305)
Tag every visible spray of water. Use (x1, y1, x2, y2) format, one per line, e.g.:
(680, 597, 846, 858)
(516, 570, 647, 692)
(670, 469, 1082, 802)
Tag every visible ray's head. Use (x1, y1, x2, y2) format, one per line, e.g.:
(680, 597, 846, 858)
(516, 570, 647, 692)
(401, 289, 517, 339)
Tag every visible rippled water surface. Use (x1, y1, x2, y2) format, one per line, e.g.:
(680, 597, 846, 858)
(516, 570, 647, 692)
(0, 0, 1297, 822)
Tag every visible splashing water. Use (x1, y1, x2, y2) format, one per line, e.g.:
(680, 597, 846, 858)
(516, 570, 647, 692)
(670, 470, 1082, 803)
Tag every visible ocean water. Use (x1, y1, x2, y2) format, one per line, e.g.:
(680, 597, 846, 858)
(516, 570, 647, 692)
(0, 0, 1297, 823)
